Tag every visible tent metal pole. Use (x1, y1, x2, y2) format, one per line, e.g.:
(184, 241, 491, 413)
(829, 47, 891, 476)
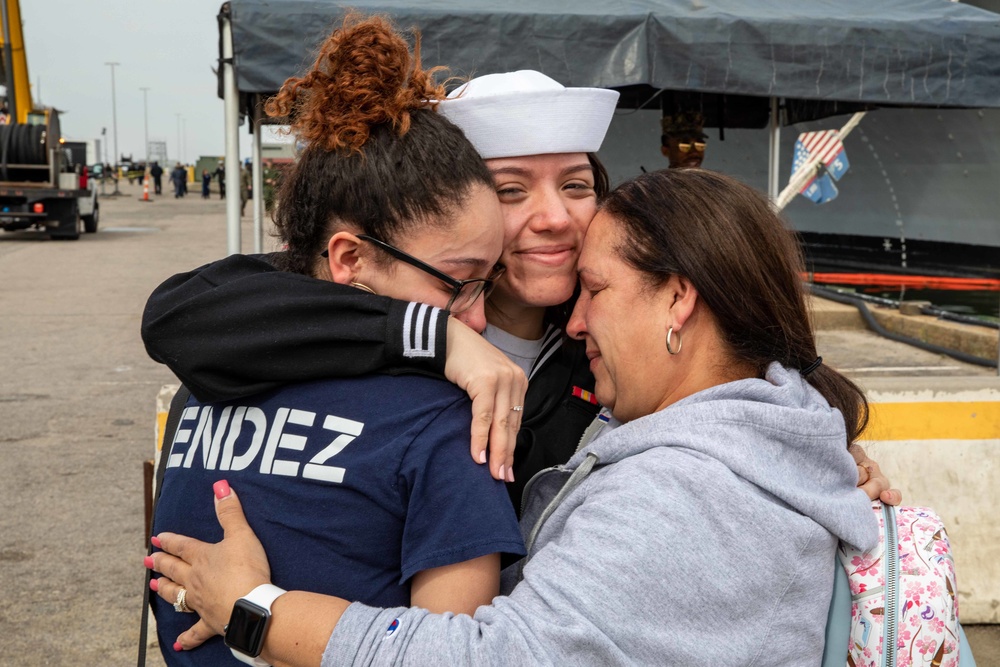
(222, 14, 241, 255)
(251, 98, 264, 254)
(767, 97, 781, 201)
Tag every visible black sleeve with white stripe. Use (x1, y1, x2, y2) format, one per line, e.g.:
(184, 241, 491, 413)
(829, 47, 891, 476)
(388, 300, 448, 370)
(142, 253, 447, 402)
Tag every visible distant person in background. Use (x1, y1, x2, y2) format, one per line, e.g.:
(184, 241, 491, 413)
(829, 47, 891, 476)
(262, 158, 279, 212)
(150, 162, 164, 195)
(201, 169, 211, 199)
(661, 111, 708, 169)
(170, 163, 186, 198)
(213, 160, 226, 199)
(240, 163, 252, 216)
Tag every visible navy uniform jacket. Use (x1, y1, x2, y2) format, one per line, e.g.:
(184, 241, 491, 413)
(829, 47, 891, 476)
(141, 253, 600, 511)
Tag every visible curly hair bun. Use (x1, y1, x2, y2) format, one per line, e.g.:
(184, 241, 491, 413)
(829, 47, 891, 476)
(265, 13, 447, 153)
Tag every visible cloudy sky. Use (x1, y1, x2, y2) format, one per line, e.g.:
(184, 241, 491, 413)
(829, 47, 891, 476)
(20, 0, 256, 163)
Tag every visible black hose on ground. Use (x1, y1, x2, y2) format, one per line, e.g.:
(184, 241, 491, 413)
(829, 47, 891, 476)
(921, 304, 999, 330)
(819, 284, 1000, 329)
(808, 284, 998, 368)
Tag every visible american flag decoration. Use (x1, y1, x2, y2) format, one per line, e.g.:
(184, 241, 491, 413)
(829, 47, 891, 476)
(791, 129, 851, 204)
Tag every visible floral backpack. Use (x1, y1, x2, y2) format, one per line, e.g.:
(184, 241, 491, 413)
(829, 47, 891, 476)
(838, 501, 961, 667)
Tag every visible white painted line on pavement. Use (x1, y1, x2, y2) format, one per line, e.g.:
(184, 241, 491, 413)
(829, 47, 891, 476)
(841, 366, 964, 373)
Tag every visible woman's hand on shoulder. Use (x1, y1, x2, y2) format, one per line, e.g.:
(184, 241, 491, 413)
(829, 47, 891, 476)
(445, 318, 527, 483)
(850, 444, 902, 506)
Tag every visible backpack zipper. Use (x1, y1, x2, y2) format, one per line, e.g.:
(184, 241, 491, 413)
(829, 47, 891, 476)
(882, 503, 899, 667)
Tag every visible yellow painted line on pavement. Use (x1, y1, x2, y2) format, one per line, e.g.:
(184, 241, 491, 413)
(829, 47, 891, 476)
(863, 401, 1000, 441)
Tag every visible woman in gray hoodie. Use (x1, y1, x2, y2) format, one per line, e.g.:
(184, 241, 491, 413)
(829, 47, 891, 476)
(150, 169, 879, 666)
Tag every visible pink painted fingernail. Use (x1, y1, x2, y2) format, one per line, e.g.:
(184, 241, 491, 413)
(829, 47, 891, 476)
(213, 479, 231, 499)
(507, 467, 515, 483)
(149, 578, 158, 592)
(173, 641, 183, 652)
(479, 450, 487, 464)
(151, 536, 162, 549)
(143, 556, 154, 569)
(498, 465, 505, 481)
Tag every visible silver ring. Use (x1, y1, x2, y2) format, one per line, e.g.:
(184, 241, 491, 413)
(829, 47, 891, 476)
(510, 405, 523, 412)
(174, 587, 192, 613)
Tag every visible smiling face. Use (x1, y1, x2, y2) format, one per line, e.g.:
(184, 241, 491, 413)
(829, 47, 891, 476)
(484, 153, 598, 333)
(566, 211, 678, 422)
(355, 183, 504, 333)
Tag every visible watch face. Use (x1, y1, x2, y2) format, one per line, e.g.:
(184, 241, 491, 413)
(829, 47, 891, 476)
(224, 599, 270, 657)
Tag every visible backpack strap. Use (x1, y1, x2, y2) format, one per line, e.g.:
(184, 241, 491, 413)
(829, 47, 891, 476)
(137, 384, 191, 667)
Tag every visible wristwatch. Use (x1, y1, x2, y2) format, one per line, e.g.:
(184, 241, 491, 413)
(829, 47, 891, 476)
(223, 583, 287, 666)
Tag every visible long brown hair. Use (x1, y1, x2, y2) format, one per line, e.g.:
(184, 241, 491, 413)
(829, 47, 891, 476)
(601, 169, 868, 445)
(264, 13, 493, 276)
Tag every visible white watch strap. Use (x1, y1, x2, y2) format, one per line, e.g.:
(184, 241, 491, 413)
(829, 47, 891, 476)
(229, 584, 287, 667)
(242, 583, 287, 610)
(231, 649, 271, 667)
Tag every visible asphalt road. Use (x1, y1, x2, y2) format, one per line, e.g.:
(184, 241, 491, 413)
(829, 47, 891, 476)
(0, 183, 258, 665)
(0, 181, 996, 664)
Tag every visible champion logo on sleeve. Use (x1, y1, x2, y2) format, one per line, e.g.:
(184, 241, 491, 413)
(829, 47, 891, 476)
(572, 386, 599, 405)
(384, 618, 400, 638)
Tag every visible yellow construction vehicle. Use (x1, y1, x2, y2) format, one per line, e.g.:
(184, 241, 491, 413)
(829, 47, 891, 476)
(0, 0, 97, 239)
(0, 0, 32, 124)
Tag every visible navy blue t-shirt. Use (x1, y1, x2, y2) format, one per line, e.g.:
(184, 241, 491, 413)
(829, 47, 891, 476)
(151, 373, 525, 666)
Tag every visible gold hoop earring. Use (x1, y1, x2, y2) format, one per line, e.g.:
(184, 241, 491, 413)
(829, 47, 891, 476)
(665, 326, 682, 355)
(350, 282, 376, 295)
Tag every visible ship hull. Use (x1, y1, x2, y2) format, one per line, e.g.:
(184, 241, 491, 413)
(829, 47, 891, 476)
(598, 106, 1000, 277)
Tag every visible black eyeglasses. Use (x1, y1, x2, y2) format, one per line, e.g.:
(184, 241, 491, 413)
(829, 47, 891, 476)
(323, 234, 505, 314)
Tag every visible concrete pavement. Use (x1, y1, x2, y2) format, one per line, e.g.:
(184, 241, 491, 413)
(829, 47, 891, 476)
(0, 183, 264, 665)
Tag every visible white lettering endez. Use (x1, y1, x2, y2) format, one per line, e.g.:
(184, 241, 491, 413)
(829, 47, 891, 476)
(166, 405, 365, 484)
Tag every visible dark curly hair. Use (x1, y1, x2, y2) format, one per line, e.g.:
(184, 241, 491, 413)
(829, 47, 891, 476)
(265, 13, 493, 276)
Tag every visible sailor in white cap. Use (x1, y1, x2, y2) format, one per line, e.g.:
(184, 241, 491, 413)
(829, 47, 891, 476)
(142, 69, 621, 505)
(437, 70, 619, 501)
(438, 70, 618, 160)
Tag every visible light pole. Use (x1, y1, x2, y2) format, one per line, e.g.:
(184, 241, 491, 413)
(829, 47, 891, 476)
(175, 113, 182, 164)
(105, 62, 121, 195)
(100, 127, 108, 195)
(140, 87, 150, 163)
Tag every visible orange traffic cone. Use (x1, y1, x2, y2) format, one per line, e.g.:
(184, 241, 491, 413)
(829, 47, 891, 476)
(140, 175, 153, 203)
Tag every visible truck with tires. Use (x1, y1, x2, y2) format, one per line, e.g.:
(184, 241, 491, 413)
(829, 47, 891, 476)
(0, 0, 97, 240)
(0, 111, 98, 240)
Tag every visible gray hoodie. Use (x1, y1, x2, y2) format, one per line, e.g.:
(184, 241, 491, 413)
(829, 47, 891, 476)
(323, 363, 878, 666)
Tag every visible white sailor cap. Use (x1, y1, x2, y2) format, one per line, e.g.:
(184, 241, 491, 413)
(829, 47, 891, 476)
(437, 70, 619, 159)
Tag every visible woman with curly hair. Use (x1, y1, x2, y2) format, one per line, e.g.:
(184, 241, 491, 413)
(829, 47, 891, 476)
(147, 15, 525, 666)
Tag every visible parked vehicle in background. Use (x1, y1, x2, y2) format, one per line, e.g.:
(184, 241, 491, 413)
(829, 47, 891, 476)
(64, 141, 99, 233)
(0, 112, 98, 239)
(0, 0, 97, 239)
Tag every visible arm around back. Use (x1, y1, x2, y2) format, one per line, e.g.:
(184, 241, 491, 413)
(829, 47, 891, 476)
(140, 253, 448, 401)
(323, 446, 849, 666)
